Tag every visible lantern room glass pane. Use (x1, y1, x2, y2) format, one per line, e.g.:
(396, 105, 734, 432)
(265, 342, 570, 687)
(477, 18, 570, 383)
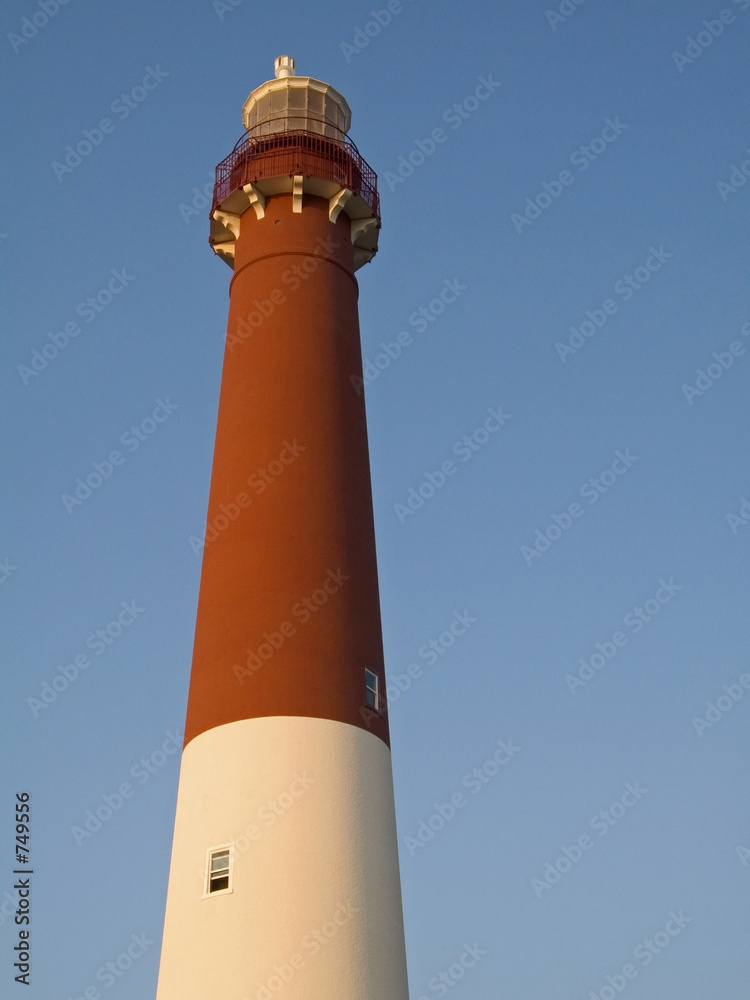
(270, 88, 287, 112)
(288, 87, 306, 109)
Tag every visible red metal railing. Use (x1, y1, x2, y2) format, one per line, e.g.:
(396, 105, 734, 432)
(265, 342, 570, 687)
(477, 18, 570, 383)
(211, 127, 380, 219)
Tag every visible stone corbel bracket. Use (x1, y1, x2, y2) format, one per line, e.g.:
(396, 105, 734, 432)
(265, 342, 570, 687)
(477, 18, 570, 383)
(210, 175, 380, 271)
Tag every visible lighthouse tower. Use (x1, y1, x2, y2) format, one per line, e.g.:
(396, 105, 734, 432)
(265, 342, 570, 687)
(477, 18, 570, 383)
(155, 57, 410, 999)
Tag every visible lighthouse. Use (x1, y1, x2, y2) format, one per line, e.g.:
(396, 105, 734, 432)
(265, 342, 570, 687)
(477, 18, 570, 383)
(155, 57, 410, 999)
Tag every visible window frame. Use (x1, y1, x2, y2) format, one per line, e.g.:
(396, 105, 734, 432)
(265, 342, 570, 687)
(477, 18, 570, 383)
(203, 843, 234, 899)
(364, 668, 381, 713)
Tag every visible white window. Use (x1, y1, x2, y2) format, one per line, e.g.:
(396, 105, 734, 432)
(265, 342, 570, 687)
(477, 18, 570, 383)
(365, 668, 380, 711)
(204, 844, 234, 897)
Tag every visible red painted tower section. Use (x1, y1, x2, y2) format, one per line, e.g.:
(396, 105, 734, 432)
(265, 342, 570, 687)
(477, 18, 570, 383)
(155, 57, 410, 1000)
(185, 190, 388, 747)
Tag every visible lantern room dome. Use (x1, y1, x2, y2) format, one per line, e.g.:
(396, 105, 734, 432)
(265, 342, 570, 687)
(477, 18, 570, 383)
(242, 55, 351, 140)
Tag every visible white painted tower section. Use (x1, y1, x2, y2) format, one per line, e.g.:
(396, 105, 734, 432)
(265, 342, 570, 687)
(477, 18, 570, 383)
(155, 716, 409, 999)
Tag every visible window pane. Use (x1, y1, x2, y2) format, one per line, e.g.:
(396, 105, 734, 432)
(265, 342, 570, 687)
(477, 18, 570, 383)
(211, 850, 229, 872)
(365, 669, 379, 709)
(210, 874, 229, 892)
(288, 87, 305, 109)
(270, 88, 288, 112)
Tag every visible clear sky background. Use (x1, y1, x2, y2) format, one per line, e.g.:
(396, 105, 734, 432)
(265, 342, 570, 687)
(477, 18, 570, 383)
(1, 0, 749, 997)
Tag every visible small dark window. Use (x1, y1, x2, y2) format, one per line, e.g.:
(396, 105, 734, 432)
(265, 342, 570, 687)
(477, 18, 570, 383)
(208, 849, 231, 893)
(365, 669, 380, 710)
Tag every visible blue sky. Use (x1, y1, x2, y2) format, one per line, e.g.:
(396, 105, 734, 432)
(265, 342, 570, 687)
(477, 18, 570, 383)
(1, 0, 749, 997)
